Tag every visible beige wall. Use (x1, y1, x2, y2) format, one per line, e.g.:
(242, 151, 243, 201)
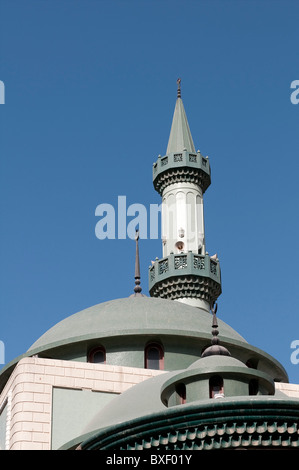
(275, 382, 299, 398)
(0, 357, 164, 450)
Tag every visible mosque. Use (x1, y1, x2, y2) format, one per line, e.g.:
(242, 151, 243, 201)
(0, 80, 298, 450)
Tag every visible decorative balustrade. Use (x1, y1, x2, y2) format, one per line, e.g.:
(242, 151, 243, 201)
(149, 252, 221, 292)
(152, 150, 211, 195)
(153, 150, 210, 176)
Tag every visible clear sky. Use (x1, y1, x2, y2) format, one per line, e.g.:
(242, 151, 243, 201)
(0, 0, 298, 383)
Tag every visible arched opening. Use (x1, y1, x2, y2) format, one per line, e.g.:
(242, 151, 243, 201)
(209, 375, 224, 399)
(145, 343, 164, 370)
(88, 346, 106, 364)
(175, 383, 186, 404)
(249, 379, 259, 396)
(175, 241, 184, 252)
(246, 358, 259, 369)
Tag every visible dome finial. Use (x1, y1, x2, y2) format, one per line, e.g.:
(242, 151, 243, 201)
(130, 229, 145, 297)
(211, 302, 219, 345)
(134, 230, 142, 294)
(201, 302, 231, 357)
(177, 78, 181, 98)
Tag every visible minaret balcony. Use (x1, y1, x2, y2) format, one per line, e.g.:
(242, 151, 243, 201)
(148, 252, 221, 305)
(153, 150, 211, 195)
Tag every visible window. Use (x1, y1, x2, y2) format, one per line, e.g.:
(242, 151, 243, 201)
(145, 343, 164, 370)
(209, 375, 224, 399)
(88, 346, 106, 364)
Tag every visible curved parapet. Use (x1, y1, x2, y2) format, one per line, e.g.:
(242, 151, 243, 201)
(153, 150, 211, 195)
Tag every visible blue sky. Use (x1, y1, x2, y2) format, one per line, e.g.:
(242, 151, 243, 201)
(0, 0, 298, 383)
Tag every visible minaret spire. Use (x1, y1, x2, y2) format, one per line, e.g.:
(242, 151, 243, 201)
(166, 79, 195, 154)
(131, 230, 145, 297)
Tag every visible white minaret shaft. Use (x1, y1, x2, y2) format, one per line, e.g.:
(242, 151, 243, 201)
(162, 182, 205, 257)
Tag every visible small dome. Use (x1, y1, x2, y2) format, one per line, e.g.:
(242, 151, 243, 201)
(201, 343, 231, 357)
(73, 354, 275, 450)
(187, 354, 248, 371)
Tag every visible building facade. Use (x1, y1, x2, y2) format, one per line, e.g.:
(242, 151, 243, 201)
(0, 81, 298, 450)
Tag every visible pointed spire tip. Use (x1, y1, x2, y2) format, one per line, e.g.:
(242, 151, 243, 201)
(166, 78, 196, 154)
(177, 78, 181, 98)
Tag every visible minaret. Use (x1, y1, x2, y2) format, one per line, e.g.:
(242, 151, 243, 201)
(149, 80, 221, 311)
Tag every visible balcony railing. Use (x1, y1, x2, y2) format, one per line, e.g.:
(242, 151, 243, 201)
(153, 150, 210, 179)
(149, 252, 221, 291)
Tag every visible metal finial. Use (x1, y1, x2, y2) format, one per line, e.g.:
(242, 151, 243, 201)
(211, 302, 219, 346)
(133, 229, 142, 295)
(201, 302, 231, 357)
(177, 78, 181, 98)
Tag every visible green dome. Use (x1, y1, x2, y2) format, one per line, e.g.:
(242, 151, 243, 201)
(28, 296, 246, 354)
(25, 296, 287, 383)
(0, 296, 289, 395)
